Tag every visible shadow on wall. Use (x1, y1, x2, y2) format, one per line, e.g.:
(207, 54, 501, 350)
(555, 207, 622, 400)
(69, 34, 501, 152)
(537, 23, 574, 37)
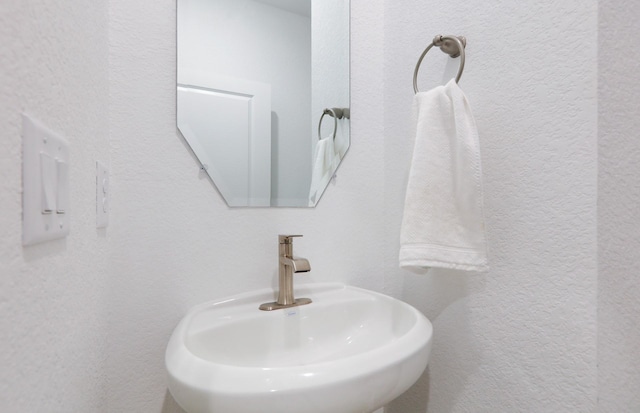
(387, 269, 486, 412)
(387, 365, 431, 412)
(162, 390, 187, 413)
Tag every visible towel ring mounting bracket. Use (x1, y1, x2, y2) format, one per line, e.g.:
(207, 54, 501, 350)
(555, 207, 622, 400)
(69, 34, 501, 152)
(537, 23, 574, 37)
(413, 35, 466, 94)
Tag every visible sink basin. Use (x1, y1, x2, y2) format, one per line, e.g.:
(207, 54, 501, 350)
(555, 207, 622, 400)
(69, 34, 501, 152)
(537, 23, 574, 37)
(165, 283, 432, 413)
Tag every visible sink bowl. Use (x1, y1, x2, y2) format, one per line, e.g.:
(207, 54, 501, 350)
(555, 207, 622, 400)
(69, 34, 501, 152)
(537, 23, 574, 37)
(165, 283, 432, 413)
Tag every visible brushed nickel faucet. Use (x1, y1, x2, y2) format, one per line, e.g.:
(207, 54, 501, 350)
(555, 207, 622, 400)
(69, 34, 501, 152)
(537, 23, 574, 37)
(259, 235, 312, 311)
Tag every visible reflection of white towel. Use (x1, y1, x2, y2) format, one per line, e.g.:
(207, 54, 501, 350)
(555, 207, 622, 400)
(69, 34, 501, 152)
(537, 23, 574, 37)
(334, 125, 348, 160)
(309, 136, 339, 205)
(399, 79, 488, 272)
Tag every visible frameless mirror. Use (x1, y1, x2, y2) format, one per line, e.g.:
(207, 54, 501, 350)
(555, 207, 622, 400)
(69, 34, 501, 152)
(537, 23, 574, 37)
(177, 0, 350, 207)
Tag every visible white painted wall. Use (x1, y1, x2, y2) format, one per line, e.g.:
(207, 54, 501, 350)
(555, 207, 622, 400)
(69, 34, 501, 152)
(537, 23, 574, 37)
(383, 1, 599, 412)
(0, 1, 110, 412)
(598, 0, 640, 411)
(2, 0, 640, 412)
(178, 0, 312, 206)
(0, 0, 384, 410)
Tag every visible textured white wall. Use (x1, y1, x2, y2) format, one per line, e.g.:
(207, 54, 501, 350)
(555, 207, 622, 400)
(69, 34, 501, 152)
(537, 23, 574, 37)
(107, 0, 386, 411)
(0, 1, 110, 412)
(383, 1, 599, 412)
(598, 0, 640, 411)
(4, 1, 639, 412)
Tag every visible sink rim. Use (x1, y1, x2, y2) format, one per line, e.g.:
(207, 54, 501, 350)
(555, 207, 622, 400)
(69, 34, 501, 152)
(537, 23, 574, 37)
(165, 283, 433, 407)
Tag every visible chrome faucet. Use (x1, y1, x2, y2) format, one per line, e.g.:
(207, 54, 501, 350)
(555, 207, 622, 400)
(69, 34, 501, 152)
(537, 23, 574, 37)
(259, 235, 312, 311)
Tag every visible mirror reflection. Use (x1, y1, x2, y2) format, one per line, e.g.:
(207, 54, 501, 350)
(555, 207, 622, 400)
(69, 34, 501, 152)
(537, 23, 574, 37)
(177, 0, 350, 207)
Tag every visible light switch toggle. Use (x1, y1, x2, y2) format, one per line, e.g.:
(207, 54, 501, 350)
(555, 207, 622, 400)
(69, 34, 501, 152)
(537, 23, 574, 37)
(40, 152, 57, 214)
(56, 160, 69, 214)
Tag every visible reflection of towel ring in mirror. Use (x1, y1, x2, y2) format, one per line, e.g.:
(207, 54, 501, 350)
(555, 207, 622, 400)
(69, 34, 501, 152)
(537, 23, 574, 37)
(317, 108, 350, 140)
(318, 108, 338, 141)
(413, 35, 466, 94)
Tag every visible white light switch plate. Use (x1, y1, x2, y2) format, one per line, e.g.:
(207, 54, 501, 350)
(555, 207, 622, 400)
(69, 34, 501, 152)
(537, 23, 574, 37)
(22, 113, 70, 245)
(96, 161, 109, 228)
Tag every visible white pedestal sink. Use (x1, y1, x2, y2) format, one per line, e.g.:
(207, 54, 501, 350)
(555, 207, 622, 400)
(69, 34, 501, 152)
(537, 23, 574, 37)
(165, 283, 432, 413)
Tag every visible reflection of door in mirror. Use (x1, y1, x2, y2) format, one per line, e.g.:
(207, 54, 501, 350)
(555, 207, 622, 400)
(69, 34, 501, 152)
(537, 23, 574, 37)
(177, 75, 272, 206)
(177, 0, 350, 207)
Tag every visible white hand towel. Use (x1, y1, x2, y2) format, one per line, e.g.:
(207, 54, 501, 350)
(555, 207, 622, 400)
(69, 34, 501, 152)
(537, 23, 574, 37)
(399, 79, 488, 272)
(308, 135, 338, 205)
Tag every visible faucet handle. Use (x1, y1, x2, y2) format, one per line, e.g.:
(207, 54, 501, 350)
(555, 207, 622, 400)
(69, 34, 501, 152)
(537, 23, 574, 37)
(279, 234, 303, 244)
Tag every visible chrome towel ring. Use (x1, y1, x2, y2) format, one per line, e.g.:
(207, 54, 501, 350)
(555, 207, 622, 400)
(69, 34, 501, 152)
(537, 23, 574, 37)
(413, 35, 467, 94)
(317, 108, 350, 141)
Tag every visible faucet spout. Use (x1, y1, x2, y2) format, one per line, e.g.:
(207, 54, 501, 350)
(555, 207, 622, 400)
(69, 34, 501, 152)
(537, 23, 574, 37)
(280, 256, 310, 273)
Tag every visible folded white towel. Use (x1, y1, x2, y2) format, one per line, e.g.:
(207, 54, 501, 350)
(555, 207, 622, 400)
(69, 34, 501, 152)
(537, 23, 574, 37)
(308, 135, 338, 205)
(399, 79, 488, 272)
